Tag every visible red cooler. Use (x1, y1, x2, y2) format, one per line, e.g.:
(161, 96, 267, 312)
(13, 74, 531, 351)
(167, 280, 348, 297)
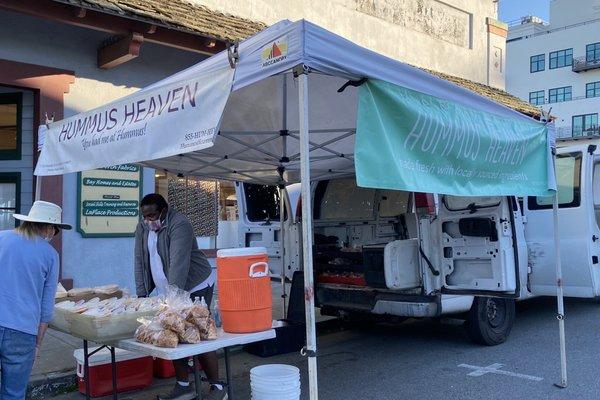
(217, 247, 272, 333)
(74, 347, 153, 397)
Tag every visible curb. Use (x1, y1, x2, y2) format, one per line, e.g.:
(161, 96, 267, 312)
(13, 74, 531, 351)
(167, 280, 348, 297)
(27, 370, 77, 400)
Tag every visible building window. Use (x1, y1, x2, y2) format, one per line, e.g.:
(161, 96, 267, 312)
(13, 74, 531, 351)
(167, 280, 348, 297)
(586, 42, 600, 62)
(0, 93, 22, 160)
(548, 86, 572, 103)
(586, 81, 600, 98)
(529, 90, 545, 105)
(530, 54, 545, 72)
(549, 48, 573, 69)
(0, 172, 20, 230)
(572, 113, 598, 136)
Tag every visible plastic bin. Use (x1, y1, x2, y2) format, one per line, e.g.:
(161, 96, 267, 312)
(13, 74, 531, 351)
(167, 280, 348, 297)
(153, 358, 175, 378)
(217, 247, 272, 333)
(74, 347, 152, 397)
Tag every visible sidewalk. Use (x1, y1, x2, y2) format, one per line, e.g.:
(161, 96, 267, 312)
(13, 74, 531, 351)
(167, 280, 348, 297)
(27, 281, 333, 399)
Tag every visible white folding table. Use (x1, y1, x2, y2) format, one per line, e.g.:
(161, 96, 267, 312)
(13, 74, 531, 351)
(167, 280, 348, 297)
(115, 328, 276, 399)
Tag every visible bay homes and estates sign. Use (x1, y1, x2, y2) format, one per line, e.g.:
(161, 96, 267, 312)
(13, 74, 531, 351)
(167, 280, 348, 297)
(77, 164, 142, 237)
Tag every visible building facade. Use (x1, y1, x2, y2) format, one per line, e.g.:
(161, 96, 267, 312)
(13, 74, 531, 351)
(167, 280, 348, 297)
(0, 0, 262, 291)
(506, 0, 600, 137)
(194, 0, 508, 89)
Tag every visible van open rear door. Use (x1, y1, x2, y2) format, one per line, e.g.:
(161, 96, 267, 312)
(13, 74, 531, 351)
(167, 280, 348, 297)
(235, 182, 300, 280)
(235, 182, 284, 278)
(432, 196, 519, 297)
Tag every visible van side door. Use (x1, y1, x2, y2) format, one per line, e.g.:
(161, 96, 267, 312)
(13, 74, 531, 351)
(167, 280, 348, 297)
(525, 150, 599, 297)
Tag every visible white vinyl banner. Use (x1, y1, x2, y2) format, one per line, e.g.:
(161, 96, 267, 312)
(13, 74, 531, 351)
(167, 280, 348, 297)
(35, 67, 235, 176)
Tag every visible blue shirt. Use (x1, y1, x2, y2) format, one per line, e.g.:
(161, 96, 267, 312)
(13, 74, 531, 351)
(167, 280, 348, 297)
(0, 230, 59, 335)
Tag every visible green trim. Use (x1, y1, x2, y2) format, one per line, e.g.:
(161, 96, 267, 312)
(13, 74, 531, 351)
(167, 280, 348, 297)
(0, 172, 21, 227)
(77, 165, 143, 238)
(0, 93, 23, 161)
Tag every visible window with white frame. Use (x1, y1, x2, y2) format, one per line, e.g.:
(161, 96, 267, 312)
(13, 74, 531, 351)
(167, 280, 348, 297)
(529, 90, 545, 105)
(586, 81, 600, 98)
(549, 48, 573, 69)
(572, 114, 598, 136)
(548, 86, 572, 103)
(530, 54, 545, 72)
(586, 42, 600, 62)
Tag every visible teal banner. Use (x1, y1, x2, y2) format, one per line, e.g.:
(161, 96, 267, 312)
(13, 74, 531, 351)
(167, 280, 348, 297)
(355, 80, 555, 196)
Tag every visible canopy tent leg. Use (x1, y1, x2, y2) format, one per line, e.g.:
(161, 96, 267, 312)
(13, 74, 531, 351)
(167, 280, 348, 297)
(280, 73, 288, 320)
(35, 176, 42, 201)
(279, 185, 288, 319)
(298, 68, 319, 400)
(552, 183, 568, 388)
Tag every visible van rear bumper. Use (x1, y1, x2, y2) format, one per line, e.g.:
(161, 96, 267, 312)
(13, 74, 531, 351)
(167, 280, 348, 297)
(316, 284, 441, 318)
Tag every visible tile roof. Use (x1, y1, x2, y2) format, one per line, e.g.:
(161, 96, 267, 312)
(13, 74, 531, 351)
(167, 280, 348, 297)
(52, 0, 266, 41)
(425, 69, 541, 119)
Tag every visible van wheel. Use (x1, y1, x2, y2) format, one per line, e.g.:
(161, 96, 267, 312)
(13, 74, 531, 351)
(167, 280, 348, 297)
(465, 297, 515, 346)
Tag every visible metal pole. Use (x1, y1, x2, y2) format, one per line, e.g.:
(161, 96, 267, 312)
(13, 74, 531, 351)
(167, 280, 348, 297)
(552, 154, 568, 388)
(280, 73, 288, 320)
(298, 69, 318, 400)
(35, 176, 42, 201)
(279, 186, 288, 319)
(83, 340, 91, 400)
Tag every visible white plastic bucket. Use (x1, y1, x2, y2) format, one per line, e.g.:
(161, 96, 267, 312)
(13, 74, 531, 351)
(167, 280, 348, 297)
(252, 390, 300, 400)
(250, 377, 300, 389)
(250, 364, 300, 400)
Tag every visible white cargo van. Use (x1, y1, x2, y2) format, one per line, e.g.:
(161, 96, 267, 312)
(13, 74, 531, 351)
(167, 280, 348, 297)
(235, 137, 600, 345)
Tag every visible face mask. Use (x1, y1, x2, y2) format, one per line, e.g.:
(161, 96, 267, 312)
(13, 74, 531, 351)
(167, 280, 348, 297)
(145, 218, 163, 232)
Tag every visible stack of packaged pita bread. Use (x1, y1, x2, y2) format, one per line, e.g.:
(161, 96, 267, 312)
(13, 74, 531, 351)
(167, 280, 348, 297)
(135, 286, 218, 348)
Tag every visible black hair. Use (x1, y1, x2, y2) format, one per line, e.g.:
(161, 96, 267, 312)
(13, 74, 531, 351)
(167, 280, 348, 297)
(140, 193, 168, 210)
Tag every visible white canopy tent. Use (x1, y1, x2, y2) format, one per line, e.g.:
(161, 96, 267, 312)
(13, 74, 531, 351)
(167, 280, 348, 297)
(36, 20, 566, 397)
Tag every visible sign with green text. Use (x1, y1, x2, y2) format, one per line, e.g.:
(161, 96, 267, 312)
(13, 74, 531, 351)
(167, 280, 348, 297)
(77, 164, 142, 237)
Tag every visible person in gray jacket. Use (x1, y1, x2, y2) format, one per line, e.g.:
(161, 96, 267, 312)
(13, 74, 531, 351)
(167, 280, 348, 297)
(134, 193, 224, 400)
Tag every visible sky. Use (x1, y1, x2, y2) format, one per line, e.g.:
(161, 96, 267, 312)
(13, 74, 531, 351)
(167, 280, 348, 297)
(499, 0, 551, 24)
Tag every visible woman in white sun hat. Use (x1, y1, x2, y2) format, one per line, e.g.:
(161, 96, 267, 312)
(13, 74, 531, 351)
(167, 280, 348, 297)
(0, 200, 71, 400)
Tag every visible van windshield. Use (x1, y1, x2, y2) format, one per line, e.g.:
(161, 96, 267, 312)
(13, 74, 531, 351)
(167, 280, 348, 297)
(314, 178, 376, 220)
(243, 183, 281, 222)
(444, 196, 501, 211)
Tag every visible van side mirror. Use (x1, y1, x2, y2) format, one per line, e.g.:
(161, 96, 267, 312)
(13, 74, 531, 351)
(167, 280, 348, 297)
(458, 218, 498, 241)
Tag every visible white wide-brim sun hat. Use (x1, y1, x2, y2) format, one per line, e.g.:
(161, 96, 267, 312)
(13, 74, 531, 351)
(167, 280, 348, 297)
(12, 200, 72, 230)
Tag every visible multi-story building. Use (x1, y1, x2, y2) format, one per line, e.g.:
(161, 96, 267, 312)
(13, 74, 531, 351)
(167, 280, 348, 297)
(506, 0, 600, 137)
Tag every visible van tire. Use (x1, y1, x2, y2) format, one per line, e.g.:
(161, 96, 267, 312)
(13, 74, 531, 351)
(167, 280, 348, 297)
(465, 297, 515, 346)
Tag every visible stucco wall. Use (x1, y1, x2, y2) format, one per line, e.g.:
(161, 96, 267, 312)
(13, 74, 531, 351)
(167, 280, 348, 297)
(193, 0, 501, 87)
(0, 10, 204, 291)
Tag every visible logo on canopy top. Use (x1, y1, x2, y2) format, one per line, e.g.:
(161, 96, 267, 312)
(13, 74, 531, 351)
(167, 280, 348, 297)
(261, 36, 288, 68)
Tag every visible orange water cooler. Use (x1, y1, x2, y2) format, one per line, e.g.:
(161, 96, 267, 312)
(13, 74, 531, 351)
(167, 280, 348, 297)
(216, 247, 272, 333)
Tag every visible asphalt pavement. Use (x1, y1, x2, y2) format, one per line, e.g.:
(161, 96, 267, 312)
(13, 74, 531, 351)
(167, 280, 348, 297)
(51, 295, 600, 400)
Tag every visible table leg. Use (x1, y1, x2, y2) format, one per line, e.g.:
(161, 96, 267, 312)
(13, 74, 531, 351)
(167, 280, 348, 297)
(83, 340, 91, 400)
(110, 346, 118, 400)
(224, 348, 233, 400)
(193, 356, 203, 400)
